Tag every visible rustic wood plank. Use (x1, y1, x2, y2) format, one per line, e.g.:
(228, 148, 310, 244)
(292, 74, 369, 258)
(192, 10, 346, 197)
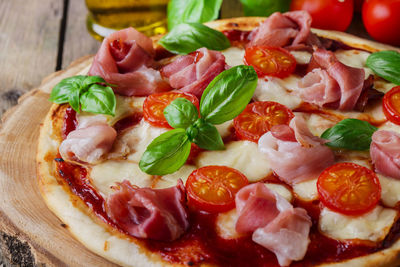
(62, 0, 99, 69)
(0, 0, 63, 117)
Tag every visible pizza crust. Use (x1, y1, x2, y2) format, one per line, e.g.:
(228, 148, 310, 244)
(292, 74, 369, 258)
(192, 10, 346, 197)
(37, 17, 400, 267)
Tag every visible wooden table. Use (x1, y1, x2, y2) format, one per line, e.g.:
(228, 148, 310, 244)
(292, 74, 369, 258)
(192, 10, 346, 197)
(0, 0, 372, 266)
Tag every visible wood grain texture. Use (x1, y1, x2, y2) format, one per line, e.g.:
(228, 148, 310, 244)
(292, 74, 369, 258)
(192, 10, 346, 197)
(0, 0, 63, 117)
(62, 0, 99, 69)
(0, 57, 116, 267)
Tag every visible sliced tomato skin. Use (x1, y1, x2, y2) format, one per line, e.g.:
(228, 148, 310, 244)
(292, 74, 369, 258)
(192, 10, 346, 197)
(233, 101, 295, 143)
(383, 86, 400, 125)
(185, 166, 249, 213)
(317, 163, 381, 216)
(244, 46, 297, 78)
(143, 91, 199, 128)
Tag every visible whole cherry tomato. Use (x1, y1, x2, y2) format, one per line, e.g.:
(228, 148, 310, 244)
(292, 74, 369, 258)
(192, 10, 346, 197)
(290, 0, 354, 31)
(362, 0, 400, 46)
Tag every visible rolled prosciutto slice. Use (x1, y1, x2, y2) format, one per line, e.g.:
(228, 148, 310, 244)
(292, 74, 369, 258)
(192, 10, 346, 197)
(370, 130, 400, 180)
(88, 27, 170, 96)
(248, 11, 318, 48)
(253, 208, 312, 266)
(298, 48, 365, 110)
(59, 115, 117, 164)
(258, 116, 334, 185)
(161, 48, 227, 98)
(235, 183, 311, 266)
(106, 180, 189, 241)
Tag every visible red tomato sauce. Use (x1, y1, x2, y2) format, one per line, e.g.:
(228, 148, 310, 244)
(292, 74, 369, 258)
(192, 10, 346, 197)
(62, 107, 77, 139)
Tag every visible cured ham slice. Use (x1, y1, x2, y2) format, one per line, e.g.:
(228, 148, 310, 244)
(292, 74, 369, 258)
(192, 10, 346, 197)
(298, 48, 365, 110)
(370, 130, 400, 180)
(297, 68, 341, 107)
(161, 48, 227, 98)
(235, 183, 289, 234)
(88, 27, 170, 96)
(248, 11, 318, 48)
(258, 116, 334, 184)
(59, 115, 117, 164)
(235, 183, 311, 266)
(106, 180, 189, 241)
(253, 208, 312, 266)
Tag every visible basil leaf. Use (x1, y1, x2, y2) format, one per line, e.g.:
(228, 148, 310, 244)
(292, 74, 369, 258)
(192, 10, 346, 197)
(366, 51, 400, 85)
(159, 23, 230, 55)
(80, 84, 116, 116)
(68, 87, 81, 112)
(139, 129, 191, 175)
(49, 76, 86, 104)
(82, 76, 106, 88)
(321, 119, 378, 151)
(240, 0, 290, 16)
(200, 65, 258, 124)
(164, 98, 199, 129)
(191, 119, 224, 150)
(167, 0, 223, 30)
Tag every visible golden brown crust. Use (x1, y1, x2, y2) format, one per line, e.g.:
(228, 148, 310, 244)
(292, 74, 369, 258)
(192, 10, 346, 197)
(37, 17, 400, 267)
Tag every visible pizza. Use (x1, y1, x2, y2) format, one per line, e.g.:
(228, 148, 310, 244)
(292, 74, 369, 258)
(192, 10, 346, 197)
(37, 11, 400, 267)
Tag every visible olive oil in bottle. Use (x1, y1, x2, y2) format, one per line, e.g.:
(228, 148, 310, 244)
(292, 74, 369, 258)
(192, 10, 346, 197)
(85, 0, 169, 40)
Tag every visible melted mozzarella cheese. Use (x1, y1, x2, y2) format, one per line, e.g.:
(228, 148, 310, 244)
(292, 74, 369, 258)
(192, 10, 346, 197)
(253, 77, 302, 109)
(195, 141, 271, 182)
(334, 50, 374, 79)
(222, 47, 245, 67)
(319, 206, 398, 242)
(304, 113, 336, 137)
(90, 160, 153, 196)
(109, 119, 168, 161)
(292, 179, 318, 201)
(290, 51, 312, 65)
(153, 165, 197, 189)
(216, 183, 293, 239)
(265, 183, 293, 203)
(378, 174, 400, 208)
(215, 120, 233, 139)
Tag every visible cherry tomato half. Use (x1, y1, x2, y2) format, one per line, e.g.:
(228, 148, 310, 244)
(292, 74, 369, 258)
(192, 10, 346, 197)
(143, 91, 199, 128)
(244, 46, 296, 78)
(383, 86, 400, 125)
(186, 166, 249, 213)
(290, 0, 354, 31)
(362, 0, 400, 46)
(317, 163, 381, 216)
(234, 101, 295, 143)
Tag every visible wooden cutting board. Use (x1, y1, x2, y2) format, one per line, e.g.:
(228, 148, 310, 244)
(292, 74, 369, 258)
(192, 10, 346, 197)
(0, 56, 118, 267)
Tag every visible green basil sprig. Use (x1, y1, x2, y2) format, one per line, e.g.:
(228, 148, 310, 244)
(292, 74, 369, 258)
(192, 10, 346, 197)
(167, 0, 223, 30)
(159, 23, 230, 55)
(139, 65, 258, 175)
(366, 50, 400, 85)
(240, 0, 290, 16)
(321, 119, 378, 151)
(49, 75, 116, 116)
